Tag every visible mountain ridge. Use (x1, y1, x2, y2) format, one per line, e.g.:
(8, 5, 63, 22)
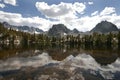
(48, 24, 80, 37)
(2, 22, 44, 34)
(1, 21, 120, 36)
(48, 24, 71, 37)
(91, 21, 119, 33)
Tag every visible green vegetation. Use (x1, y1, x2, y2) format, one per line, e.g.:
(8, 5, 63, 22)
(0, 23, 120, 50)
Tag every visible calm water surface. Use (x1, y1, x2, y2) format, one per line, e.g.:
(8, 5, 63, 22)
(0, 44, 120, 80)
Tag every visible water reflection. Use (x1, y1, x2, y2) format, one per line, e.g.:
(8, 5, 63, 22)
(90, 50, 118, 65)
(0, 44, 120, 80)
(0, 44, 120, 65)
(0, 53, 120, 80)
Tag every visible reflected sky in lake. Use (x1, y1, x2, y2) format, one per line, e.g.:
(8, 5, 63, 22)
(0, 45, 120, 80)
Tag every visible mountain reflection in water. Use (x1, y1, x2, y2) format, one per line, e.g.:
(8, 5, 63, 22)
(0, 44, 120, 80)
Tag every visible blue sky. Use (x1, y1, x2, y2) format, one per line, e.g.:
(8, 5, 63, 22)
(0, 0, 120, 31)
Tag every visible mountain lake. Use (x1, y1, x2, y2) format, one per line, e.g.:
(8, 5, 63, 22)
(0, 44, 120, 80)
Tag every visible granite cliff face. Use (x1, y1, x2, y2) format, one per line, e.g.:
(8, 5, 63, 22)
(48, 24, 71, 37)
(48, 24, 80, 37)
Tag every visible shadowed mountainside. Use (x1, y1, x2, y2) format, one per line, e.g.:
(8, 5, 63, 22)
(91, 21, 119, 33)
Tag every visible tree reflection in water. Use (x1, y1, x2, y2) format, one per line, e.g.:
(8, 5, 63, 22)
(0, 44, 120, 80)
(0, 44, 120, 65)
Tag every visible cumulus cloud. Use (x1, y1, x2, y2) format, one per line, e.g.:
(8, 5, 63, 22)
(35, 2, 120, 31)
(73, 2, 86, 14)
(35, 2, 86, 19)
(88, 2, 93, 5)
(4, 0, 16, 6)
(76, 7, 120, 31)
(91, 11, 98, 16)
(100, 7, 115, 16)
(36, 2, 72, 18)
(0, 11, 52, 31)
(1, 6, 120, 32)
(59, 7, 120, 31)
(0, 3, 5, 8)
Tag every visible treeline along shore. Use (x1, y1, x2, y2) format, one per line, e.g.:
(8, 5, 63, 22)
(1, 23, 120, 50)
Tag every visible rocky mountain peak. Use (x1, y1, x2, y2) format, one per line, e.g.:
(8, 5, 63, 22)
(91, 21, 119, 33)
(48, 24, 70, 37)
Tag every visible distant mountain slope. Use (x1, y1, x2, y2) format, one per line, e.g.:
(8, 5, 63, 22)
(48, 24, 71, 37)
(91, 21, 119, 33)
(3, 22, 43, 34)
(72, 28, 79, 34)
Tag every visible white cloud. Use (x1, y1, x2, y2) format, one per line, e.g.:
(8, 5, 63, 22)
(91, 11, 98, 16)
(4, 0, 16, 6)
(64, 15, 101, 31)
(65, 14, 120, 32)
(76, 7, 120, 31)
(35, 2, 86, 19)
(100, 7, 115, 16)
(36, 2, 72, 18)
(1, 6, 120, 32)
(0, 3, 5, 8)
(88, 2, 93, 5)
(0, 11, 53, 31)
(35, 2, 87, 31)
(36, 2, 119, 32)
(73, 2, 86, 13)
(62, 7, 120, 31)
